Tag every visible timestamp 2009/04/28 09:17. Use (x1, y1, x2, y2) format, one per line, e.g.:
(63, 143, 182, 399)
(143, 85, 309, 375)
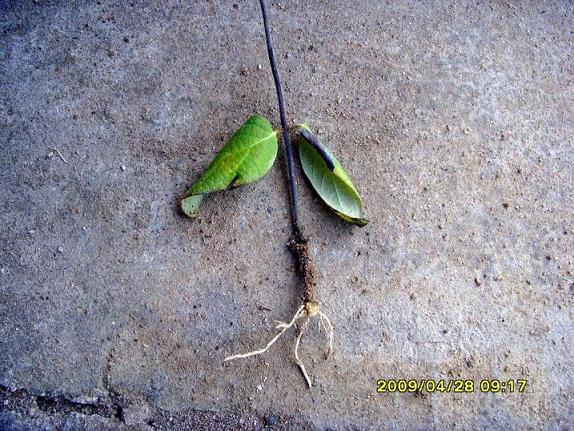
(376, 379, 528, 394)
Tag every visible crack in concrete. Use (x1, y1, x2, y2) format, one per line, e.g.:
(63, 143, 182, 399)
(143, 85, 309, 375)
(0, 384, 123, 422)
(0, 383, 299, 430)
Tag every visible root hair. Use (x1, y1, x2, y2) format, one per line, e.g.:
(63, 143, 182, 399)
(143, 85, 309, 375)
(224, 304, 335, 387)
(223, 304, 305, 362)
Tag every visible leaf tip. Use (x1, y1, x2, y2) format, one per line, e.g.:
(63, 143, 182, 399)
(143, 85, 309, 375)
(181, 194, 203, 218)
(333, 209, 369, 226)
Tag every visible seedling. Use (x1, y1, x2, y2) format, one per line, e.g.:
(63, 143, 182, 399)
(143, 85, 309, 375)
(181, 0, 368, 387)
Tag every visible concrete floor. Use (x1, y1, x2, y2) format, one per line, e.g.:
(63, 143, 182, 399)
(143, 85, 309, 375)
(1, 0, 573, 429)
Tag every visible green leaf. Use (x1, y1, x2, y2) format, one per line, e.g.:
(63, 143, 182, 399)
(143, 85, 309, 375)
(296, 125, 369, 226)
(180, 195, 204, 218)
(181, 115, 278, 217)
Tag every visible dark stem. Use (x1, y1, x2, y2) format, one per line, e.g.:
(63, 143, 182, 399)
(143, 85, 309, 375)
(259, 0, 318, 304)
(299, 128, 335, 171)
(259, 0, 303, 242)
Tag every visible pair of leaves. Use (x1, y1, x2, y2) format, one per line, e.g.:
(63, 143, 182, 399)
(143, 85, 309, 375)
(181, 115, 368, 226)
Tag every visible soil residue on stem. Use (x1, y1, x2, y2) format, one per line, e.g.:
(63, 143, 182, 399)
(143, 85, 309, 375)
(288, 236, 318, 306)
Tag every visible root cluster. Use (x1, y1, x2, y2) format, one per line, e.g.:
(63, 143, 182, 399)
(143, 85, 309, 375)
(224, 235, 332, 387)
(224, 301, 333, 387)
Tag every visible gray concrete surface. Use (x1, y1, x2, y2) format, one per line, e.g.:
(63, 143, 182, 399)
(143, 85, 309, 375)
(1, 0, 573, 429)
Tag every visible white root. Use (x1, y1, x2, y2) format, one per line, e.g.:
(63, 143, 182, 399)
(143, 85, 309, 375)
(223, 304, 305, 362)
(294, 317, 311, 387)
(50, 148, 68, 163)
(224, 303, 335, 387)
(318, 311, 334, 358)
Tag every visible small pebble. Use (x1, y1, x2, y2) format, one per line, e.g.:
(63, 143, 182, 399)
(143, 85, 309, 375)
(265, 414, 277, 427)
(120, 165, 126, 171)
(57, 246, 64, 253)
(257, 64, 262, 70)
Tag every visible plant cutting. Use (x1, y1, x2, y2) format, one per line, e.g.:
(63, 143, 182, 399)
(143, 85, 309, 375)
(180, 0, 368, 387)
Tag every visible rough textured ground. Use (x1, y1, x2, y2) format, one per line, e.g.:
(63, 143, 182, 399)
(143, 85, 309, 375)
(1, 0, 573, 429)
